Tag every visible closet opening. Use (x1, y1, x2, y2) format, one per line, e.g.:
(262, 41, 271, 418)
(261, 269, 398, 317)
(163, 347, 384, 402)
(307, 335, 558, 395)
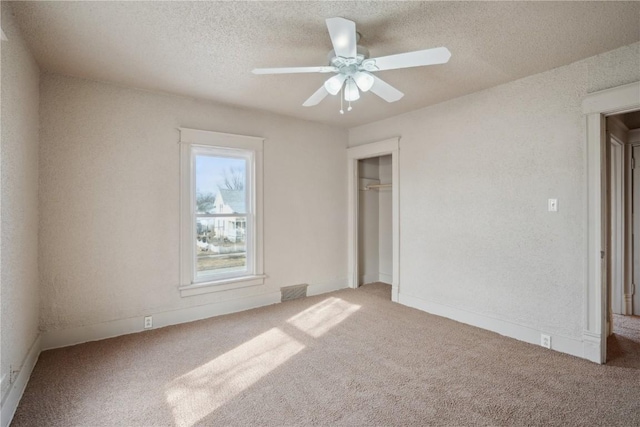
(347, 137, 400, 302)
(357, 155, 393, 299)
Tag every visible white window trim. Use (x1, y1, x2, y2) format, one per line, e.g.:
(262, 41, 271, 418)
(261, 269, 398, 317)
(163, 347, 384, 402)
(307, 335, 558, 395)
(178, 127, 265, 297)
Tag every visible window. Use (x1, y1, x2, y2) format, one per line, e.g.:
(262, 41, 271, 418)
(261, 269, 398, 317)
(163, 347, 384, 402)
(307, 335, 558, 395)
(194, 147, 252, 280)
(179, 128, 264, 297)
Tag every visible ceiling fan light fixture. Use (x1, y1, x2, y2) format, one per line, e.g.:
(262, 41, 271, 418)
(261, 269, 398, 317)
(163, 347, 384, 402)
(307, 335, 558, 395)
(353, 71, 374, 92)
(344, 78, 360, 101)
(252, 17, 451, 109)
(324, 74, 347, 95)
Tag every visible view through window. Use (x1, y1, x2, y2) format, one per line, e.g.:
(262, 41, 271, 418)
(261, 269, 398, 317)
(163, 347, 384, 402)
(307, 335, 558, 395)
(194, 150, 251, 280)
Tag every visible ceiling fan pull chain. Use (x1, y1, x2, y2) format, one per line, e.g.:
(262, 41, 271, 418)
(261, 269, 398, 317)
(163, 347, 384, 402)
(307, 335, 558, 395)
(340, 84, 344, 114)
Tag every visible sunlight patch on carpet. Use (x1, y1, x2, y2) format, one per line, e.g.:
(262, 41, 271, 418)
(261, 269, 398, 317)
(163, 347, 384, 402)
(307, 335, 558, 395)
(165, 327, 305, 427)
(287, 297, 361, 338)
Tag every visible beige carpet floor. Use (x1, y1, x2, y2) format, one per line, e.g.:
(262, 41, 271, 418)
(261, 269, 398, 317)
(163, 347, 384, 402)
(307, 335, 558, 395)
(608, 314, 640, 370)
(12, 283, 640, 426)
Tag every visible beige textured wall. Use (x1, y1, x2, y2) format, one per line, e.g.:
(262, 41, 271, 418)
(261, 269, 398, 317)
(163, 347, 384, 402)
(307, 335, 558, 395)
(0, 2, 40, 391)
(349, 42, 640, 340)
(39, 73, 348, 331)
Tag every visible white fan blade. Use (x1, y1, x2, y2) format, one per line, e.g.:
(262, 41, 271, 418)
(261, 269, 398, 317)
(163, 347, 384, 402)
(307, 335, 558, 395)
(326, 17, 357, 59)
(252, 66, 338, 75)
(303, 86, 329, 107)
(370, 75, 404, 103)
(362, 47, 451, 71)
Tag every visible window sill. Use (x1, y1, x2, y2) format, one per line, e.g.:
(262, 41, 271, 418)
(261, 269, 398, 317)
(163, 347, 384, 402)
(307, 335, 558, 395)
(179, 274, 266, 297)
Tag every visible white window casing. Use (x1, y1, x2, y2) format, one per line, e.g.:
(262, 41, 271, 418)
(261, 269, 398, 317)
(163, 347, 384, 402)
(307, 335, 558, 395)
(178, 128, 265, 297)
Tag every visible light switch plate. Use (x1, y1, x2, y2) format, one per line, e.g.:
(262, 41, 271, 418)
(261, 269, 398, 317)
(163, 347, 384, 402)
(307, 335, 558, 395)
(548, 199, 558, 212)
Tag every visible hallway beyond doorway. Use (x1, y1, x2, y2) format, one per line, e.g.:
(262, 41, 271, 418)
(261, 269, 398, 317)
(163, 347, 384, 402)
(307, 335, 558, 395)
(607, 314, 640, 368)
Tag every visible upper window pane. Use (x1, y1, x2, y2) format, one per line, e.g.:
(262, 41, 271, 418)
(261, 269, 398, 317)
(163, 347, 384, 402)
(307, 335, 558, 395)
(195, 155, 247, 214)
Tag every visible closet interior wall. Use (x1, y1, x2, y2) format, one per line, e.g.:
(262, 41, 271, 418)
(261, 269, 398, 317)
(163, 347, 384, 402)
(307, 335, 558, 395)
(358, 155, 392, 286)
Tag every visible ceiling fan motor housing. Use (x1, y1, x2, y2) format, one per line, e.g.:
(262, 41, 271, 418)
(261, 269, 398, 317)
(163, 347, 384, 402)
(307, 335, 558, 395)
(327, 45, 370, 74)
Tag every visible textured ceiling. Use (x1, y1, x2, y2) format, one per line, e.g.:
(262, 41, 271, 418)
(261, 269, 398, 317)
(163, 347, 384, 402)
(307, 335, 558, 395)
(620, 111, 640, 130)
(9, 1, 640, 128)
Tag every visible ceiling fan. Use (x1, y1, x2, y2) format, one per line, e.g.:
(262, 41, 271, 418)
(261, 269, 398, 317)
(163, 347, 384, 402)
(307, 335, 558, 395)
(252, 17, 451, 113)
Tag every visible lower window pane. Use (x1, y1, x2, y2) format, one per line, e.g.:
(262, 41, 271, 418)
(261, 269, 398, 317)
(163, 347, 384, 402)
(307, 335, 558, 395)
(196, 217, 247, 278)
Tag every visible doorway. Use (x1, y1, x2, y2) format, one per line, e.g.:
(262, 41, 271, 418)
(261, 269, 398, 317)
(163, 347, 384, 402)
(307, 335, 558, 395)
(584, 81, 640, 364)
(604, 109, 640, 365)
(347, 138, 400, 302)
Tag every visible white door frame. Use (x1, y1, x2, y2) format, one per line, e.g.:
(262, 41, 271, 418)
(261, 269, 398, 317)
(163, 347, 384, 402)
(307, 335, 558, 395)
(583, 81, 640, 364)
(608, 134, 624, 319)
(347, 138, 400, 302)
(630, 135, 640, 316)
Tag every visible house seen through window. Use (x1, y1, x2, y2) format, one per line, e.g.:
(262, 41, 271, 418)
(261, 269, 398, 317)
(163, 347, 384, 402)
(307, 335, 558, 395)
(194, 149, 252, 281)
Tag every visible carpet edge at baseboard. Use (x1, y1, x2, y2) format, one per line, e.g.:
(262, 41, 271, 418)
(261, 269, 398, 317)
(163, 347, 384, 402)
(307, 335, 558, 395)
(397, 292, 586, 361)
(41, 281, 348, 351)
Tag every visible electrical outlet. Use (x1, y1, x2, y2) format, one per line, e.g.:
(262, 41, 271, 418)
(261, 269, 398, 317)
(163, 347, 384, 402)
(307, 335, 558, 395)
(144, 316, 153, 329)
(541, 334, 551, 349)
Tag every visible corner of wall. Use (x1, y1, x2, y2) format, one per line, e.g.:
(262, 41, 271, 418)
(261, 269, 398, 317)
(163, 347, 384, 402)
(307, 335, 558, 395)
(1, 2, 42, 424)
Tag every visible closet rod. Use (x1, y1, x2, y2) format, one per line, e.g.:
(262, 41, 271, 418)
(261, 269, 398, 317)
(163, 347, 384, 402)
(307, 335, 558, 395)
(365, 183, 392, 190)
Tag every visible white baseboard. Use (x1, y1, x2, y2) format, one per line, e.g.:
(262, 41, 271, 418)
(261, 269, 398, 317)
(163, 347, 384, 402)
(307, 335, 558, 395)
(43, 291, 282, 350)
(581, 331, 603, 364)
(1, 334, 41, 427)
(398, 292, 585, 360)
(43, 278, 349, 351)
(307, 279, 348, 297)
(379, 273, 392, 284)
